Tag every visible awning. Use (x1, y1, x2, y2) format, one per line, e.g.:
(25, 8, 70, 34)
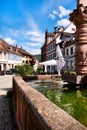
(39, 59, 57, 66)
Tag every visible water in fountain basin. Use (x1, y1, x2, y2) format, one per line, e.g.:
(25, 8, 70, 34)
(27, 80, 87, 128)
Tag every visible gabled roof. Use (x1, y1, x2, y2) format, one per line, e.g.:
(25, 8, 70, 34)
(64, 23, 76, 34)
(8, 45, 23, 56)
(64, 41, 75, 47)
(0, 38, 34, 57)
(0, 44, 8, 52)
(0, 38, 22, 56)
(46, 28, 64, 45)
(0, 38, 9, 47)
(0, 39, 9, 52)
(18, 47, 33, 57)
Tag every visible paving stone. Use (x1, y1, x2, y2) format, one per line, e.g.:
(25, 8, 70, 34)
(0, 96, 18, 130)
(0, 75, 18, 130)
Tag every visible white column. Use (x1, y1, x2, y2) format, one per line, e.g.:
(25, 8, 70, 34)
(50, 66, 52, 74)
(44, 65, 47, 73)
(1, 64, 4, 71)
(58, 70, 61, 76)
(6, 63, 9, 70)
(2, 52, 4, 59)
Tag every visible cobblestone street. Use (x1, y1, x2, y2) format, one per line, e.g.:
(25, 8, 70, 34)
(0, 75, 18, 130)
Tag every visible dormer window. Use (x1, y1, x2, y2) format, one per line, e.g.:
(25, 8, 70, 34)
(72, 28, 76, 31)
(9, 46, 12, 51)
(15, 48, 18, 53)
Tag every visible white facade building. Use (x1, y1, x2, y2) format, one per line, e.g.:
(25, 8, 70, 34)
(62, 23, 76, 71)
(0, 38, 35, 74)
(41, 23, 76, 73)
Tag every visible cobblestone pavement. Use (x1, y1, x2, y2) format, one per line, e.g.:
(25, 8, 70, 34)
(0, 75, 18, 130)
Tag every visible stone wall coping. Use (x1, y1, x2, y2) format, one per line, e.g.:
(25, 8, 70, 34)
(13, 76, 87, 130)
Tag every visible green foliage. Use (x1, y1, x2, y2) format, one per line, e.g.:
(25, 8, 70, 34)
(15, 65, 34, 76)
(37, 67, 43, 74)
(64, 70, 76, 75)
(64, 70, 70, 74)
(69, 71, 76, 75)
(34, 54, 41, 62)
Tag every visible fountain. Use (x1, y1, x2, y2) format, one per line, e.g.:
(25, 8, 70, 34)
(69, 0, 87, 84)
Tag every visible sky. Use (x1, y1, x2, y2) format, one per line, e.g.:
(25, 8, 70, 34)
(0, 0, 77, 55)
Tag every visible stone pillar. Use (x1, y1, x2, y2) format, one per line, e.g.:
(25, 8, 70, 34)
(70, 0, 87, 75)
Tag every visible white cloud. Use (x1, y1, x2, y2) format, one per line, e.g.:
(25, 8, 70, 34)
(56, 19, 71, 27)
(52, 10, 58, 15)
(2, 15, 44, 55)
(26, 16, 40, 33)
(25, 17, 44, 44)
(40, 0, 56, 14)
(26, 42, 41, 47)
(26, 31, 41, 37)
(28, 48, 41, 55)
(49, 6, 71, 20)
(22, 41, 42, 55)
(49, 14, 56, 20)
(58, 6, 71, 18)
(26, 31, 44, 39)
(8, 29, 19, 37)
(4, 37, 16, 45)
(49, 10, 58, 20)
(30, 36, 43, 43)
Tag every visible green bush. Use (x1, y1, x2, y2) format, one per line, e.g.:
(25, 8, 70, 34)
(64, 70, 70, 74)
(37, 67, 43, 74)
(64, 70, 76, 75)
(15, 65, 34, 76)
(69, 71, 76, 75)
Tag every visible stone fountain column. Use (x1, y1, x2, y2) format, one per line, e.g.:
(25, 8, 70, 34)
(70, 0, 87, 79)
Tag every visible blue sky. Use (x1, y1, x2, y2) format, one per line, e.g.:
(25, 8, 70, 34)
(0, 0, 76, 55)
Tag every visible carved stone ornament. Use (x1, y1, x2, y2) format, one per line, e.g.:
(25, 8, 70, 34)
(77, 0, 87, 6)
(69, 5, 87, 26)
(75, 45, 87, 65)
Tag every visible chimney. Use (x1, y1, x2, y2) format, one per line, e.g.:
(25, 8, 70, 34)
(16, 44, 18, 48)
(54, 26, 58, 34)
(15, 44, 18, 53)
(20, 46, 22, 49)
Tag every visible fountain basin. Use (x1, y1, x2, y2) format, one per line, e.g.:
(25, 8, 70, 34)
(13, 75, 87, 130)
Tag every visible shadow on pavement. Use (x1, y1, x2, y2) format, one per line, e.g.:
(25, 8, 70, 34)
(0, 90, 18, 130)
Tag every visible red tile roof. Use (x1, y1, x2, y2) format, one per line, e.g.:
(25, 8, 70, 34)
(0, 38, 34, 57)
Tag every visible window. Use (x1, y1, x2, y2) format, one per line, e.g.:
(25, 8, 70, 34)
(70, 47, 73, 54)
(48, 37, 52, 43)
(63, 50, 65, 56)
(53, 52, 56, 59)
(66, 49, 69, 55)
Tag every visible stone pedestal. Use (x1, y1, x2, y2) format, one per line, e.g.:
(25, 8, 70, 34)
(70, 0, 87, 75)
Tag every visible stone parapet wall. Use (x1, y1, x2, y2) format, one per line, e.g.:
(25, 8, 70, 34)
(23, 75, 52, 81)
(62, 74, 77, 84)
(13, 76, 87, 130)
(62, 74, 87, 84)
